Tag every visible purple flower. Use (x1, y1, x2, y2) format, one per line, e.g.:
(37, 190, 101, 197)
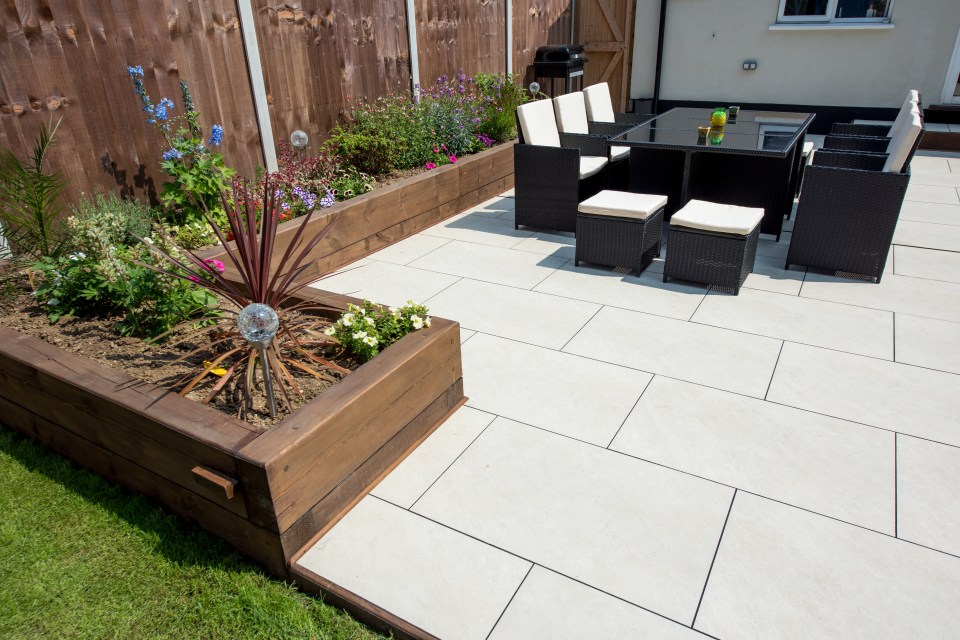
(208, 124, 223, 147)
(155, 97, 175, 122)
(320, 190, 336, 208)
(161, 148, 183, 161)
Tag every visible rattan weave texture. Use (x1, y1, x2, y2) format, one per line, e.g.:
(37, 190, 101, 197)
(663, 224, 760, 295)
(575, 207, 664, 272)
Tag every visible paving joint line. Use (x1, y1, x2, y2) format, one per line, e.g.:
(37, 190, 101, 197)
(484, 565, 533, 640)
(692, 490, 737, 629)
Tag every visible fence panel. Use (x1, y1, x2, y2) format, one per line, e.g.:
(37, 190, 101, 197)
(0, 0, 262, 204)
(415, 0, 505, 87)
(512, 0, 572, 84)
(252, 0, 411, 149)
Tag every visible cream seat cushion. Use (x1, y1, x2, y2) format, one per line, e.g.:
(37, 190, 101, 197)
(583, 82, 616, 123)
(517, 98, 561, 147)
(553, 92, 590, 134)
(670, 199, 763, 236)
(611, 145, 631, 161)
(580, 156, 608, 179)
(883, 110, 923, 173)
(579, 190, 667, 220)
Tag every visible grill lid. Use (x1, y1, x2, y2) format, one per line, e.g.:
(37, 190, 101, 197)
(535, 44, 585, 63)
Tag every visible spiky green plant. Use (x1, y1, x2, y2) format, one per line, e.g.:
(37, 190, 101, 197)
(143, 175, 347, 418)
(0, 117, 68, 260)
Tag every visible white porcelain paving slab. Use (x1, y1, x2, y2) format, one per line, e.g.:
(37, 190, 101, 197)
(461, 333, 651, 445)
(800, 271, 960, 322)
(425, 278, 600, 349)
(534, 262, 706, 320)
(510, 230, 576, 260)
(908, 171, 960, 188)
(894, 220, 960, 252)
(470, 195, 515, 217)
(297, 497, 530, 640)
(564, 306, 782, 398)
(611, 377, 895, 533)
(897, 436, 960, 557)
(756, 232, 791, 260)
(367, 233, 451, 265)
(488, 566, 706, 640)
(894, 313, 960, 375)
(898, 200, 960, 225)
(694, 492, 960, 640)
(500, 187, 515, 197)
(372, 406, 495, 508)
(460, 327, 477, 343)
(741, 256, 806, 296)
(310, 260, 459, 308)
(910, 155, 952, 174)
(409, 240, 567, 289)
(905, 183, 960, 205)
(413, 418, 734, 624)
(692, 288, 893, 359)
(767, 342, 960, 446)
(894, 246, 960, 283)
(419, 212, 534, 248)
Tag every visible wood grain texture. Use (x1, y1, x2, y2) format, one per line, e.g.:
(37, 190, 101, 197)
(415, 0, 506, 86)
(576, 0, 634, 111)
(0, 0, 262, 204)
(252, 0, 411, 145)
(512, 0, 573, 83)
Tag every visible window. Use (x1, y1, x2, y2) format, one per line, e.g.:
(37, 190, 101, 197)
(778, 0, 893, 23)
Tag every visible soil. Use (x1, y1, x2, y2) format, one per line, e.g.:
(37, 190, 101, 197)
(0, 269, 360, 430)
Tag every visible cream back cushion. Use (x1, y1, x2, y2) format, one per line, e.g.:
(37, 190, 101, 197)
(883, 110, 922, 173)
(517, 99, 562, 147)
(885, 104, 920, 153)
(553, 92, 590, 134)
(583, 83, 616, 122)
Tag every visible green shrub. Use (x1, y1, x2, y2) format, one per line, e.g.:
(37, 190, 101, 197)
(475, 73, 529, 143)
(326, 129, 400, 175)
(31, 193, 218, 338)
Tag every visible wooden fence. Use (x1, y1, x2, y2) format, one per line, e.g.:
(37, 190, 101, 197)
(0, 0, 585, 203)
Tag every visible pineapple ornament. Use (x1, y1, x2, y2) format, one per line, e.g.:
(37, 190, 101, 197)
(710, 107, 728, 128)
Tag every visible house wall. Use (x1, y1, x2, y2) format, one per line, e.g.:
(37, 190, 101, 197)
(629, 0, 960, 108)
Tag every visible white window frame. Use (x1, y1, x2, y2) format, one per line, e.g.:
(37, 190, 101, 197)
(776, 0, 894, 24)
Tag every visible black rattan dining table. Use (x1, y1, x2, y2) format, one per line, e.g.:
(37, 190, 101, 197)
(608, 107, 815, 241)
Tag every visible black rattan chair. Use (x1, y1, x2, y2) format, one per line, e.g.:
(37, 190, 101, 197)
(554, 91, 635, 189)
(786, 110, 923, 283)
(825, 90, 921, 151)
(514, 98, 610, 232)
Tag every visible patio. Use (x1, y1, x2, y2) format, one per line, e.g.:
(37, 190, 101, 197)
(296, 147, 960, 639)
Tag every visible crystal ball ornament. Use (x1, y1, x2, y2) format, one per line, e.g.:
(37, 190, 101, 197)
(237, 303, 279, 347)
(528, 82, 540, 96)
(290, 130, 309, 151)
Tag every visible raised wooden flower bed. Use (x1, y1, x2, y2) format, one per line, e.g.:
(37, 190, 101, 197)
(198, 141, 515, 278)
(0, 286, 463, 578)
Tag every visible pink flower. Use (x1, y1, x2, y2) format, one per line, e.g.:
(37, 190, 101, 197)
(204, 258, 225, 273)
(448, 154, 458, 164)
(188, 275, 201, 283)
(441, 144, 448, 151)
(425, 161, 437, 170)
(432, 146, 439, 153)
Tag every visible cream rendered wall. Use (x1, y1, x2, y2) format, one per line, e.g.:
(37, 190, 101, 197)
(630, 0, 662, 98)
(630, 0, 960, 108)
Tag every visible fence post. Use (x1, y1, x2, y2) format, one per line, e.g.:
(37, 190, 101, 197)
(237, 0, 278, 171)
(505, 0, 512, 75)
(404, 0, 421, 97)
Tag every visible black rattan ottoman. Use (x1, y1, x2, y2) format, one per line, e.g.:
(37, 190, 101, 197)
(662, 199, 763, 295)
(575, 190, 667, 273)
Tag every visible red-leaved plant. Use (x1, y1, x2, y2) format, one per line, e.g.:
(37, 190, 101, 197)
(144, 175, 348, 418)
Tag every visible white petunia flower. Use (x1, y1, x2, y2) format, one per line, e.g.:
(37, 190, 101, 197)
(323, 326, 336, 336)
(424, 316, 431, 328)
(364, 316, 375, 326)
(352, 330, 367, 340)
(411, 315, 424, 330)
(363, 335, 378, 347)
(342, 313, 355, 327)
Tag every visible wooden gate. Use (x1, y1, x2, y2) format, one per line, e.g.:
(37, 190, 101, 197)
(576, 0, 635, 111)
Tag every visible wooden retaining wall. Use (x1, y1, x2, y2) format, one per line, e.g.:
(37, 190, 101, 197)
(0, 287, 464, 578)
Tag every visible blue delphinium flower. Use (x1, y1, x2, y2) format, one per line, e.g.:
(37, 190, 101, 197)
(155, 97, 175, 122)
(127, 65, 144, 77)
(161, 148, 183, 161)
(208, 124, 223, 147)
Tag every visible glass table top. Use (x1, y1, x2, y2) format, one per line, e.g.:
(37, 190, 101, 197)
(610, 108, 815, 155)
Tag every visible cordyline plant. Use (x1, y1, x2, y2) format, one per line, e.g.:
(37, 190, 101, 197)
(143, 175, 347, 418)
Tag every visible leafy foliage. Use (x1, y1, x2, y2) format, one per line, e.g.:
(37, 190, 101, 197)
(325, 130, 400, 175)
(325, 300, 431, 362)
(474, 72, 530, 143)
(30, 193, 218, 337)
(0, 118, 69, 260)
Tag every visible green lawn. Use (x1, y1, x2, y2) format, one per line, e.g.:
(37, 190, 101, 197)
(0, 426, 381, 640)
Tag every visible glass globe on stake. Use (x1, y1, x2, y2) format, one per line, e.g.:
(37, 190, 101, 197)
(237, 303, 280, 416)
